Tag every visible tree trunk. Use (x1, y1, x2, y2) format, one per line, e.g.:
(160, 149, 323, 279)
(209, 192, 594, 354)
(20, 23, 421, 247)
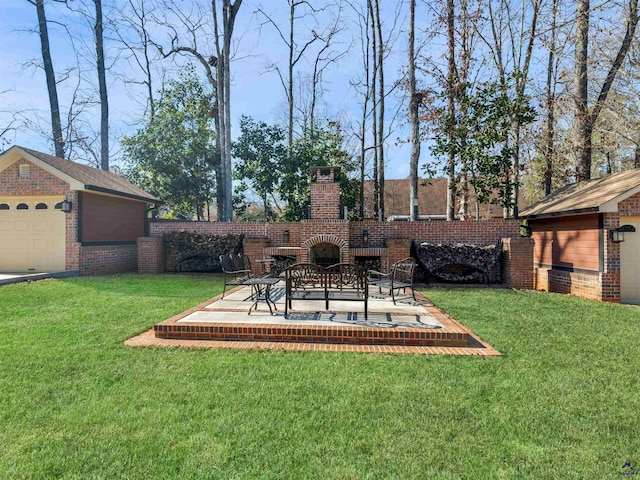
(544, 0, 558, 196)
(368, 0, 379, 220)
(574, 0, 590, 181)
(287, 0, 295, 154)
(408, 0, 420, 221)
(94, 0, 109, 171)
(35, 0, 65, 158)
(574, 0, 638, 181)
(212, 0, 242, 221)
(374, 0, 384, 221)
(446, 0, 456, 221)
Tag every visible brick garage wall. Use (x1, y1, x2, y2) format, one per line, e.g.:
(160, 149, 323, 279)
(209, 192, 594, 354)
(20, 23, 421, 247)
(0, 158, 70, 196)
(79, 244, 138, 275)
(138, 237, 166, 274)
(535, 268, 603, 301)
(66, 191, 80, 271)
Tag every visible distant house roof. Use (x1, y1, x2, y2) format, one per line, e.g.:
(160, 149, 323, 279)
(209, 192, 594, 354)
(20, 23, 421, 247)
(362, 178, 528, 219)
(0, 145, 159, 203)
(520, 169, 640, 219)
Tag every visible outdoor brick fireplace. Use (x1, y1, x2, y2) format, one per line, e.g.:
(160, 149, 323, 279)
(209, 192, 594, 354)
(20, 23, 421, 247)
(139, 165, 533, 289)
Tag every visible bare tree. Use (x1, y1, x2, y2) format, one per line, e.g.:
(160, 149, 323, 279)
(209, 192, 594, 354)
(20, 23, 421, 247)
(574, 0, 639, 180)
(480, 0, 541, 216)
(257, 2, 345, 151)
(29, 0, 65, 157)
(373, 0, 385, 221)
(213, 0, 243, 222)
(346, 0, 373, 219)
(93, 0, 109, 170)
(408, 0, 421, 221)
(543, 0, 560, 195)
(115, 0, 157, 120)
(445, 0, 456, 221)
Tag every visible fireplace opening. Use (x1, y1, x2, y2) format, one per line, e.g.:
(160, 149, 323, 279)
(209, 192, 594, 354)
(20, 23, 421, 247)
(310, 243, 340, 267)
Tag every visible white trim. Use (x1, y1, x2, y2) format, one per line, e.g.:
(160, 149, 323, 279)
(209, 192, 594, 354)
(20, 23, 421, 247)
(599, 184, 640, 212)
(0, 146, 84, 190)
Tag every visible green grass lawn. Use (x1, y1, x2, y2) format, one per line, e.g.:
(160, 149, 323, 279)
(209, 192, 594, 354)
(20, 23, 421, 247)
(1, 275, 638, 479)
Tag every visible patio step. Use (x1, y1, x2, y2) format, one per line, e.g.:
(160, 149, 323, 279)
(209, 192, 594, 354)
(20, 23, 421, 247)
(153, 322, 470, 347)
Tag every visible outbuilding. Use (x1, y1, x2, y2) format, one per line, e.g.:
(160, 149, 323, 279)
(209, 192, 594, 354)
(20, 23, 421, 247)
(0, 145, 158, 275)
(520, 169, 640, 303)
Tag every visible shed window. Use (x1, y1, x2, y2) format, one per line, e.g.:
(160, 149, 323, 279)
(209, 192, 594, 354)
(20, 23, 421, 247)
(19, 164, 30, 179)
(35, 202, 48, 210)
(0, 203, 9, 210)
(16, 203, 29, 210)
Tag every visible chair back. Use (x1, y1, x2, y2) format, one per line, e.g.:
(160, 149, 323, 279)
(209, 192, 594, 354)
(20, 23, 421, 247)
(325, 263, 367, 291)
(285, 263, 324, 289)
(392, 258, 416, 283)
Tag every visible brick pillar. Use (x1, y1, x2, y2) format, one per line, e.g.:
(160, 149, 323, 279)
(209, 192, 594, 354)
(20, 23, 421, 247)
(243, 237, 270, 274)
(502, 237, 534, 290)
(386, 238, 412, 270)
(137, 237, 166, 274)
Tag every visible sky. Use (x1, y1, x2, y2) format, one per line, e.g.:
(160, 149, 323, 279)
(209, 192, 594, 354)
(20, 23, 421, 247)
(0, 0, 424, 180)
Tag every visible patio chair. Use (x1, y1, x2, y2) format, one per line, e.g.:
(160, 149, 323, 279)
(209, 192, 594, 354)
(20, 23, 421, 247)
(219, 253, 252, 299)
(368, 257, 417, 304)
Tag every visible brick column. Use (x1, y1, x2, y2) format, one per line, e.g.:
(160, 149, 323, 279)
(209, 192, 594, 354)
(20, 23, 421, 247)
(386, 238, 412, 270)
(137, 236, 166, 274)
(243, 237, 270, 274)
(502, 237, 534, 290)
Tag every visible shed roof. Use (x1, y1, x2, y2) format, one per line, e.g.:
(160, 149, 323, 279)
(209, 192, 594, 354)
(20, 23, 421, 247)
(0, 145, 159, 203)
(520, 168, 640, 219)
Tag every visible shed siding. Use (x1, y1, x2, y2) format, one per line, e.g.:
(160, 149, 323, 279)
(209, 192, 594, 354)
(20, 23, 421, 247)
(80, 192, 146, 243)
(531, 214, 600, 272)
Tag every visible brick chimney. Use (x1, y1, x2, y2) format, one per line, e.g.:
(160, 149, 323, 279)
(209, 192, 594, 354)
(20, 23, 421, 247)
(310, 166, 341, 219)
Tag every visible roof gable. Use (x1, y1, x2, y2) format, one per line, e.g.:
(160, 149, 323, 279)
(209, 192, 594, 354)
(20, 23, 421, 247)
(0, 145, 159, 203)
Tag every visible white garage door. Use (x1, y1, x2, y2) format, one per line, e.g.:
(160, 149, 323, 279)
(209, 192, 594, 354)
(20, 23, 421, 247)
(620, 217, 640, 304)
(0, 196, 66, 273)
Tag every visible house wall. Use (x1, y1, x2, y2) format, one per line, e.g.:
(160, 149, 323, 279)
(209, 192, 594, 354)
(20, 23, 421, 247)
(79, 192, 147, 243)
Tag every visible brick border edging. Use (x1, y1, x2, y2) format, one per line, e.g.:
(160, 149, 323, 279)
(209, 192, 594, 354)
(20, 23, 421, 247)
(125, 288, 501, 356)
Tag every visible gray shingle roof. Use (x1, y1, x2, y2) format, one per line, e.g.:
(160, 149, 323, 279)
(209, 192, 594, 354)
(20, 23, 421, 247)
(17, 146, 159, 203)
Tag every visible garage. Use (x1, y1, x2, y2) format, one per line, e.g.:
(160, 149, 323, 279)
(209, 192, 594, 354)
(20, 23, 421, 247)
(521, 168, 640, 304)
(0, 145, 158, 276)
(619, 217, 640, 303)
(0, 196, 66, 272)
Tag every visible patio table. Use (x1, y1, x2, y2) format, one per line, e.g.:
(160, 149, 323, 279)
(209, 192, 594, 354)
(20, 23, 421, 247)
(243, 276, 281, 315)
